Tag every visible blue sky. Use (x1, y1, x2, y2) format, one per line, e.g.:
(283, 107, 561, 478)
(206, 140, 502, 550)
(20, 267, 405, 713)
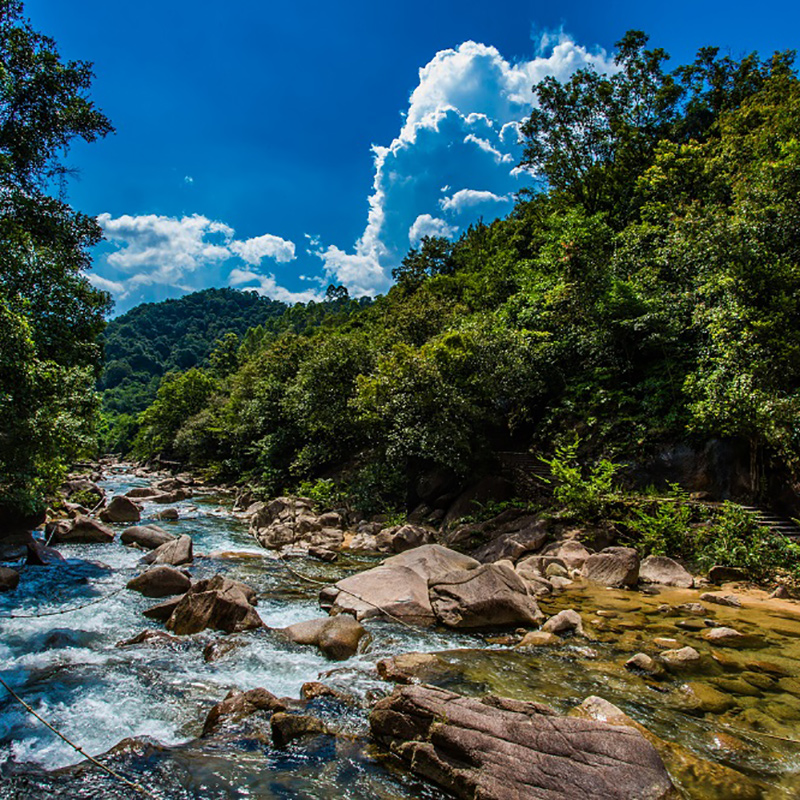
(26, 0, 800, 314)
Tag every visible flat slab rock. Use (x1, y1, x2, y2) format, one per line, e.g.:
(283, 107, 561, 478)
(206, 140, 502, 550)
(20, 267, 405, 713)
(370, 685, 677, 800)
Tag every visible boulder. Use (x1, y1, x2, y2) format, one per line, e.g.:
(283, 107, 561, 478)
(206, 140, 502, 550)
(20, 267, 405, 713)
(125, 487, 161, 499)
(347, 532, 379, 552)
(26, 540, 65, 565)
(707, 565, 748, 584)
(574, 696, 759, 800)
(659, 646, 702, 671)
(517, 630, 560, 648)
(699, 592, 742, 608)
(429, 562, 543, 629)
(625, 653, 665, 677)
(0, 567, 20, 592)
(165, 575, 262, 635)
(116, 629, 181, 648)
(539, 538, 593, 571)
(639, 556, 694, 588)
(582, 546, 640, 588)
(703, 626, 750, 647)
(143, 596, 184, 621)
(376, 652, 448, 683)
(154, 508, 179, 521)
(50, 516, 114, 544)
(375, 524, 435, 553)
(300, 682, 353, 703)
(471, 518, 549, 563)
(270, 712, 328, 747)
(156, 476, 191, 492)
(98, 495, 141, 523)
(370, 685, 676, 800)
(328, 544, 479, 624)
(120, 525, 175, 550)
(202, 688, 286, 735)
(142, 534, 193, 566)
(151, 488, 192, 504)
(126, 566, 191, 598)
(542, 608, 584, 636)
(191, 575, 257, 605)
(281, 615, 367, 660)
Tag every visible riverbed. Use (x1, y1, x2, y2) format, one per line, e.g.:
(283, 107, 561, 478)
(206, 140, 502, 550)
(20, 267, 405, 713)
(1, 466, 800, 798)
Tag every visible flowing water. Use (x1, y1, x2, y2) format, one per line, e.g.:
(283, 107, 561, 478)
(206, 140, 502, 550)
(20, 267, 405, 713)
(1, 466, 800, 798)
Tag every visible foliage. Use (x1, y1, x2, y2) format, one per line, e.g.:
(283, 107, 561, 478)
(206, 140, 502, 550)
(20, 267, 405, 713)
(629, 498, 694, 557)
(539, 435, 623, 520)
(0, 0, 112, 514)
(294, 478, 346, 511)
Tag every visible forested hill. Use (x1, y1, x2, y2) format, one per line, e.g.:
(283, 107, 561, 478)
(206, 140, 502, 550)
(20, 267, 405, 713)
(101, 288, 287, 416)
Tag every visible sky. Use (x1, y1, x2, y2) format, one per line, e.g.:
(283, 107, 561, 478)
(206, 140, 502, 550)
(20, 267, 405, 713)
(25, 0, 800, 315)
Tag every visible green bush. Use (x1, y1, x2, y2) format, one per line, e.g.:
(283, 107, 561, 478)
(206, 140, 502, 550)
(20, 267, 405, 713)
(294, 478, 346, 511)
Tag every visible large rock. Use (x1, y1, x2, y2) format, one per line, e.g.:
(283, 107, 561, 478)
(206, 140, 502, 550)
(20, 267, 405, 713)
(581, 546, 640, 587)
(370, 685, 677, 800)
(271, 712, 328, 747)
(120, 525, 175, 550)
(639, 556, 694, 588)
(471, 517, 549, 563)
(143, 596, 183, 621)
(126, 566, 191, 598)
(125, 487, 161, 499)
(142, 534, 193, 566)
(429, 562, 543, 629)
(328, 544, 479, 624)
(98, 495, 141, 523)
(540, 538, 593, 571)
(50, 516, 114, 544)
(281, 615, 367, 660)
(574, 696, 759, 799)
(165, 575, 262, 635)
(26, 540, 65, 565)
(375, 524, 436, 553)
(0, 567, 20, 592)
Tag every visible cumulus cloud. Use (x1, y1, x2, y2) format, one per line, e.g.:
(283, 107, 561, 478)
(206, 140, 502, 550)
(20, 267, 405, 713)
(315, 31, 614, 296)
(408, 214, 458, 244)
(440, 189, 510, 213)
(229, 267, 322, 304)
(95, 212, 300, 306)
(229, 233, 296, 265)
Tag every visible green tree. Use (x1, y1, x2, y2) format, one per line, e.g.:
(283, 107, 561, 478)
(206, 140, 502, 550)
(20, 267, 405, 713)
(0, 0, 113, 514)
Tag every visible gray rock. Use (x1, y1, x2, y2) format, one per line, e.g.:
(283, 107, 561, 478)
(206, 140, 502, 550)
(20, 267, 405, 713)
(582, 546, 640, 587)
(370, 685, 676, 800)
(50, 516, 114, 544)
(203, 688, 285, 736)
(375, 524, 436, 553)
(542, 608, 584, 636)
(126, 566, 191, 598)
(0, 567, 20, 592)
(639, 556, 694, 588)
(142, 534, 193, 566)
(165, 576, 263, 635)
(699, 592, 742, 608)
(429, 562, 543, 629)
(98, 495, 141, 523)
(281, 615, 367, 660)
(120, 525, 175, 550)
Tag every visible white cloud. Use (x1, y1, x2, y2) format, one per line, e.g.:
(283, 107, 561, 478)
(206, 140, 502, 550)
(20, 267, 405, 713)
(314, 32, 614, 296)
(440, 188, 510, 214)
(229, 233, 296, 265)
(95, 212, 301, 306)
(408, 214, 458, 244)
(228, 267, 321, 304)
(85, 273, 125, 295)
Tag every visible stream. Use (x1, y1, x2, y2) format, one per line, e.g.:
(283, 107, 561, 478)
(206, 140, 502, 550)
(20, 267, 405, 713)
(1, 465, 800, 798)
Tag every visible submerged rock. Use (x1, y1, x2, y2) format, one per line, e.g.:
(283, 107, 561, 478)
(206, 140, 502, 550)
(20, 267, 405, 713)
(542, 608, 584, 636)
(370, 685, 677, 800)
(376, 652, 448, 683)
(700, 592, 742, 608)
(270, 711, 328, 747)
(659, 646, 702, 671)
(203, 688, 286, 735)
(280, 615, 367, 660)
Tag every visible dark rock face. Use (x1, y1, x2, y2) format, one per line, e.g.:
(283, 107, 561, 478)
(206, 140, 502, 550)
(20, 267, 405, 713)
(369, 685, 677, 800)
(50, 516, 114, 544)
(203, 688, 286, 735)
(707, 565, 748, 584)
(442, 475, 515, 529)
(98, 495, 141, 523)
(429, 562, 543, 629)
(0, 566, 20, 591)
(142, 534, 193, 566)
(165, 575, 262, 635)
(126, 566, 192, 598)
(120, 525, 175, 550)
(582, 546, 640, 587)
(281, 614, 367, 660)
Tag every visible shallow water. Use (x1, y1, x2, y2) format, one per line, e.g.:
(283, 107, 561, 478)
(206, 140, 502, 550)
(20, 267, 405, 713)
(2, 468, 800, 798)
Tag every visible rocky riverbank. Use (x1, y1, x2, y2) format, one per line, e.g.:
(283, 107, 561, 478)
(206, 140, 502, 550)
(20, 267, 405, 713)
(2, 463, 800, 799)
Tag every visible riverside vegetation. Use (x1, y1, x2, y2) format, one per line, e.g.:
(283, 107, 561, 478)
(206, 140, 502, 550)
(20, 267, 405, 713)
(3, 4, 800, 797)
